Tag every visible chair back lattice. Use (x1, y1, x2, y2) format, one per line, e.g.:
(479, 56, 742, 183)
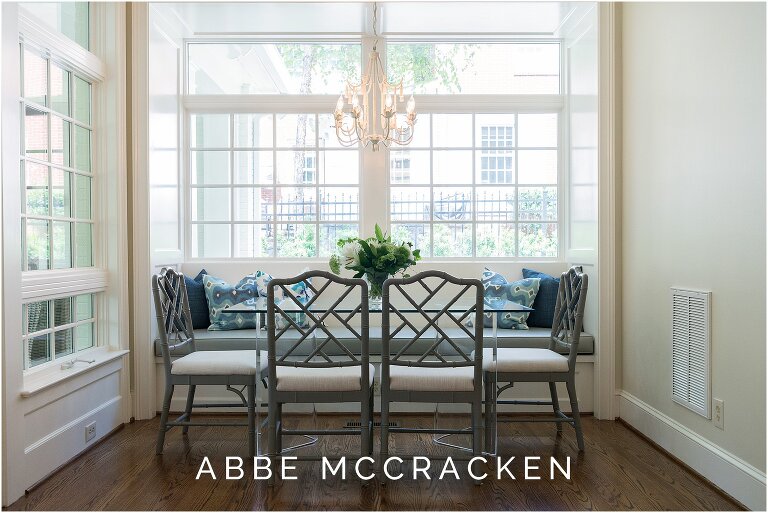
(382, 270, 484, 369)
(550, 266, 589, 364)
(267, 270, 369, 372)
(152, 268, 196, 373)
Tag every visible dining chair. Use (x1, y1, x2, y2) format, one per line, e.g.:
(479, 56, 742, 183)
(152, 268, 260, 456)
(484, 266, 588, 452)
(380, 270, 484, 480)
(266, 270, 373, 485)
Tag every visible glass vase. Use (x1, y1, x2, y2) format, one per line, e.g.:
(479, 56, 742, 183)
(364, 273, 389, 310)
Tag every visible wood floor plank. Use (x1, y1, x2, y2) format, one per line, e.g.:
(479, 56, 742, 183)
(6, 414, 744, 511)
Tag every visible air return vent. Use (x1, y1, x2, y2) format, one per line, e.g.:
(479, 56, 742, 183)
(671, 288, 711, 418)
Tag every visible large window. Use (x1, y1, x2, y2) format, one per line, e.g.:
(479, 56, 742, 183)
(17, 3, 106, 372)
(190, 113, 360, 258)
(185, 39, 562, 260)
(387, 42, 560, 94)
(188, 42, 361, 95)
(389, 113, 558, 258)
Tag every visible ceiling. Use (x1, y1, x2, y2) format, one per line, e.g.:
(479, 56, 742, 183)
(155, 2, 591, 37)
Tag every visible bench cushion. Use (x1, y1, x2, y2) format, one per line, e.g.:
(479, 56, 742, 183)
(156, 327, 594, 357)
(275, 363, 375, 392)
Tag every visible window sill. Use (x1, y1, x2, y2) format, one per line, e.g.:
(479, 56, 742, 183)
(21, 348, 129, 398)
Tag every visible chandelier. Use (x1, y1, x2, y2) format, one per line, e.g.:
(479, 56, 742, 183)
(333, 3, 416, 151)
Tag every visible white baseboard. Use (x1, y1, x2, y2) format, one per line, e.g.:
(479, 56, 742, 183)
(23, 395, 124, 489)
(617, 390, 766, 511)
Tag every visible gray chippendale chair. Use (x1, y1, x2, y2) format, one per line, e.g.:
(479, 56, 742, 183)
(266, 270, 373, 484)
(484, 266, 588, 452)
(380, 270, 484, 478)
(152, 268, 260, 456)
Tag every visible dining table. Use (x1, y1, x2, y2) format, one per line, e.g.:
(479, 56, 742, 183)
(222, 293, 533, 456)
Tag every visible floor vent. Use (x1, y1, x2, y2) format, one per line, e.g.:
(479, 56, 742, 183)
(671, 288, 711, 418)
(344, 420, 400, 428)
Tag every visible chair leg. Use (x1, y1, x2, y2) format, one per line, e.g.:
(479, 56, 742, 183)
(275, 404, 283, 455)
(183, 385, 196, 435)
(156, 384, 174, 455)
(484, 371, 495, 454)
(549, 382, 562, 433)
(565, 379, 584, 451)
(360, 389, 371, 479)
(472, 397, 482, 486)
(369, 388, 375, 456)
(267, 393, 277, 486)
(380, 391, 390, 481)
(247, 384, 256, 458)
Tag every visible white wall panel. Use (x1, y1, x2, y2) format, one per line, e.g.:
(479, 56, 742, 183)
(621, 2, 765, 473)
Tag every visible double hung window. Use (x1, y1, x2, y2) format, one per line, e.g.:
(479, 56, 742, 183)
(18, 3, 104, 370)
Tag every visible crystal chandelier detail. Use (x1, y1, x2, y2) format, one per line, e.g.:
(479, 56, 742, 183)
(333, 3, 416, 151)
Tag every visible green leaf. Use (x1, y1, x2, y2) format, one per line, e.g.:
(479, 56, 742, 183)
(358, 239, 375, 259)
(374, 224, 384, 241)
(328, 255, 341, 274)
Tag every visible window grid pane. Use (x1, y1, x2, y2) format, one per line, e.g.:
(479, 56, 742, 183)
(388, 113, 558, 258)
(20, 44, 94, 272)
(190, 113, 361, 258)
(22, 293, 96, 370)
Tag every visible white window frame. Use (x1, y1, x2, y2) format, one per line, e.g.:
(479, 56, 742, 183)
(182, 37, 365, 262)
(182, 36, 565, 263)
(14, 4, 125, 378)
(184, 105, 364, 261)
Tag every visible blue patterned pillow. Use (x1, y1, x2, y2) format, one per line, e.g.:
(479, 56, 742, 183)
(276, 278, 313, 330)
(481, 268, 540, 330)
(522, 268, 559, 329)
(203, 271, 272, 331)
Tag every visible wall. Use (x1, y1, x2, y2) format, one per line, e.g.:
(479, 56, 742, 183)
(620, 2, 765, 508)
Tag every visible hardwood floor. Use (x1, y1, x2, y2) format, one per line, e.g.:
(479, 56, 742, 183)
(7, 414, 742, 511)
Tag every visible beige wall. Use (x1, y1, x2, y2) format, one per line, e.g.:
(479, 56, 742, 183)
(621, 2, 765, 471)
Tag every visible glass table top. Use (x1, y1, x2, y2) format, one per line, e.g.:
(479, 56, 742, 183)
(221, 296, 532, 314)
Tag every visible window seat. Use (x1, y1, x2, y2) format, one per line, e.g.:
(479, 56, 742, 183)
(154, 327, 594, 357)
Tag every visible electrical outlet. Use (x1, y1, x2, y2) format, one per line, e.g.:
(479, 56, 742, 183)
(85, 421, 96, 442)
(713, 399, 724, 430)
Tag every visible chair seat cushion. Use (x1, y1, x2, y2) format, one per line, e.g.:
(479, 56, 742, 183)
(171, 350, 263, 376)
(275, 363, 375, 392)
(479, 348, 569, 373)
(388, 365, 475, 392)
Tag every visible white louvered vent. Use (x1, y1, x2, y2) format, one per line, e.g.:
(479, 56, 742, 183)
(671, 288, 711, 418)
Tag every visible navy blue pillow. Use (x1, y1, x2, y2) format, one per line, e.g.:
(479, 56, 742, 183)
(185, 269, 210, 329)
(522, 268, 559, 328)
